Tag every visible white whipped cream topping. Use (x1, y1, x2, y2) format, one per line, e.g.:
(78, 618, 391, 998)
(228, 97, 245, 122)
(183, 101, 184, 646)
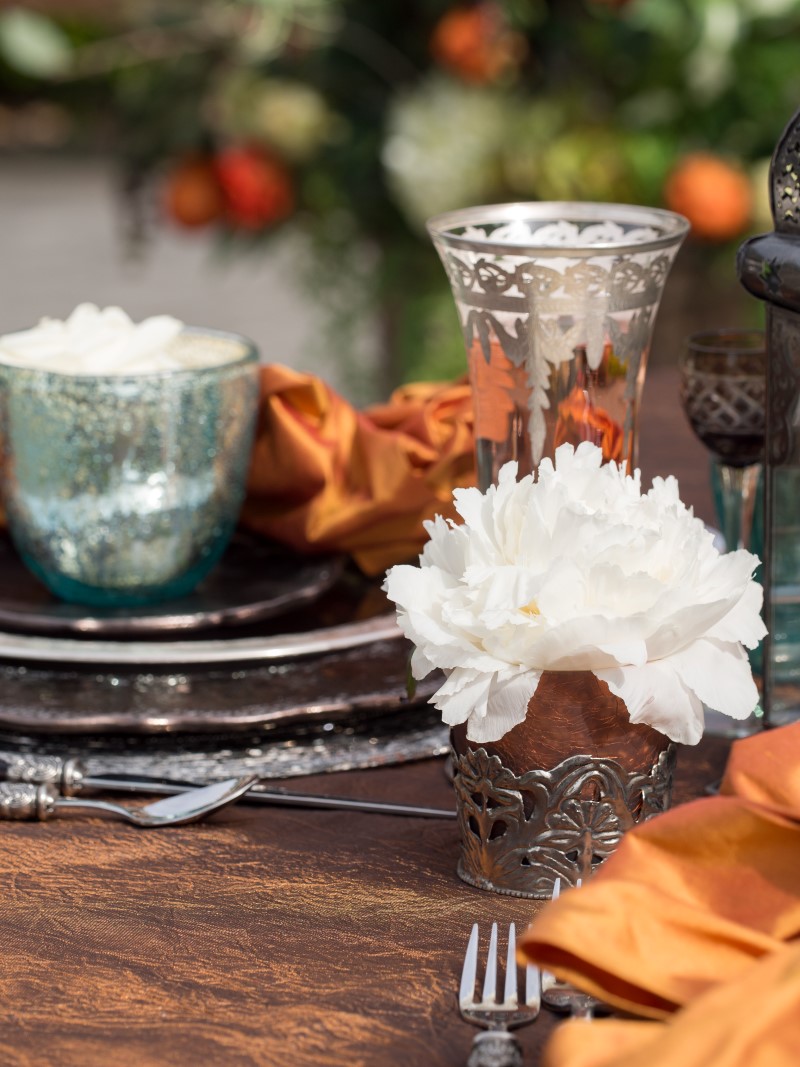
(0, 304, 241, 375)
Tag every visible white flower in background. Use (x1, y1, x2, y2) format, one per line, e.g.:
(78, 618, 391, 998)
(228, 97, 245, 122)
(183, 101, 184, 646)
(382, 77, 508, 229)
(211, 72, 339, 162)
(384, 443, 766, 746)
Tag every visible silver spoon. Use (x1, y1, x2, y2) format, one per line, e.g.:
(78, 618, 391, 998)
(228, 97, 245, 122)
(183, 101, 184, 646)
(0, 775, 258, 828)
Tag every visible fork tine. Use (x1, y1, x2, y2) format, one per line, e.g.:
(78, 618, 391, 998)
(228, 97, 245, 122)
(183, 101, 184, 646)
(542, 878, 561, 991)
(503, 924, 518, 1006)
(481, 922, 499, 1004)
(459, 923, 479, 1008)
(525, 963, 541, 1008)
(458, 922, 540, 1051)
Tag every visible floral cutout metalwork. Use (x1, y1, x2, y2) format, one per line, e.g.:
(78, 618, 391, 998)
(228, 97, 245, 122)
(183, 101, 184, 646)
(453, 744, 676, 898)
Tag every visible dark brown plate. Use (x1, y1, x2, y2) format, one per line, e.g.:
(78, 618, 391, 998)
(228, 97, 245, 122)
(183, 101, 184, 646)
(0, 531, 344, 637)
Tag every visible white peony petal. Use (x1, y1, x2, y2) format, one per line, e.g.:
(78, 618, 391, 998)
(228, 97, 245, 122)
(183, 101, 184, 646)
(593, 662, 705, 745)
(465, 669, 540, 744)
(643, 595, 755, 660)
(534, 560, 588, 620)
(434, 666, 483, 697)
(383, 563, 436, 610)
(595, 638, 648, 667)
(410, 644, 437, 680)
(462, 564, 539, 612)
(493, 614, 647, 671)
(705, 580, 767, 649)
(434, 675, 491, 728)
(669, 638, 760, 720)
(586, 565, 664, 616)
(420, 518, 468, 575)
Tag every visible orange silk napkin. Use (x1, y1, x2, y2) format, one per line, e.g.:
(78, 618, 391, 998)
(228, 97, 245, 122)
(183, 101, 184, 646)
(239, 364, 475, 575)
(518, 723, 800, 1066)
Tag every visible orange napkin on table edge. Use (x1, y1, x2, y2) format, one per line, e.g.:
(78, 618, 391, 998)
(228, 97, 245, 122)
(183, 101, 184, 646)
(239, 364, 476, 575)
(518, 723, 800, 1067)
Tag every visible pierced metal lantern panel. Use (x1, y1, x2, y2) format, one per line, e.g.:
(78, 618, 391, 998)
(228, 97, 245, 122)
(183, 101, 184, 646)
(738, 107, 800, 727)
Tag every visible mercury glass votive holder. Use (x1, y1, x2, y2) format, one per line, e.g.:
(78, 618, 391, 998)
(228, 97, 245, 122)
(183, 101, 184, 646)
(0, 328, 260, 607)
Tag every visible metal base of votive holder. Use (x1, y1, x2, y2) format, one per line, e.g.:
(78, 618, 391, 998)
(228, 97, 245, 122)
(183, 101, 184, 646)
(450, 670, 678, 898)
(452, 744, 676, 898)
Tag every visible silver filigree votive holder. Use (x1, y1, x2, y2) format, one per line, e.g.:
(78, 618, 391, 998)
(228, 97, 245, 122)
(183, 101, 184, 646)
(450, 671, 676, 898)
(427, 202, 689, 491)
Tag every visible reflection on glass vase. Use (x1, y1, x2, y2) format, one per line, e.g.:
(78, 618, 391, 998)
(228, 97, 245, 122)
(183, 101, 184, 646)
(427, 203, 689, 489)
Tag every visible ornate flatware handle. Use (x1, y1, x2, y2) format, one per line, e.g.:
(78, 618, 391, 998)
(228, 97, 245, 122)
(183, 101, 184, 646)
(0, 755, 85, 795)
(466, 1031, 523, 1067)
(0, 782, 58, 820)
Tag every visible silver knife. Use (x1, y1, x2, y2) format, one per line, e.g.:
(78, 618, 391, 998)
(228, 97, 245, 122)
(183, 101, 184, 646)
(0, 754, 456, 820)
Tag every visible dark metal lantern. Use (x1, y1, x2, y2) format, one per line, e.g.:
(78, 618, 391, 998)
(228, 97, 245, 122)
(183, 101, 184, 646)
(738, 106, 800, 727)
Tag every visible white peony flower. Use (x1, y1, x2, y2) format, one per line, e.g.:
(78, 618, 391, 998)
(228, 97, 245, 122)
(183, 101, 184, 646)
(383, 442, 766, 746)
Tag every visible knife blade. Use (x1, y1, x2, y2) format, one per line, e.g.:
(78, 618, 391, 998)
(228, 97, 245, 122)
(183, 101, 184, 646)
(0, 754, 456, 820)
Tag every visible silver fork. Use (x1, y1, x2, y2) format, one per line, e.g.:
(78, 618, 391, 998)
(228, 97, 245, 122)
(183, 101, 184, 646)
(459, 922, 541, 1067)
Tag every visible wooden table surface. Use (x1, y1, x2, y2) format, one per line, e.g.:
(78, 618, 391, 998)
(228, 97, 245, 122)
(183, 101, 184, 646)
(0, 365, 726, 1067)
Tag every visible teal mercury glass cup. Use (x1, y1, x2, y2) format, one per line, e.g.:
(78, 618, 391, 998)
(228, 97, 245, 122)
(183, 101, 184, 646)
(0, 328, 260, 606)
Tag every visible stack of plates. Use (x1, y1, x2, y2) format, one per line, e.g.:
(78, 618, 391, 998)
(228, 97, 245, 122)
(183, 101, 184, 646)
(0, 532, 446, 778)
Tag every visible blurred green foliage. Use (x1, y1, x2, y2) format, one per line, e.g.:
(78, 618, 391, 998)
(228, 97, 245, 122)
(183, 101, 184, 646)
(1, 0, 797, 389)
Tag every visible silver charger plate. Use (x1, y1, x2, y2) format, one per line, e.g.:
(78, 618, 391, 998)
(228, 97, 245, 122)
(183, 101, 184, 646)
(0, 612, 402, 667)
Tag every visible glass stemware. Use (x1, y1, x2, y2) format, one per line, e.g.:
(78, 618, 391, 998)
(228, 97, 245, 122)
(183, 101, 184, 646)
(679, 329, 766, 554)
(679, 329, 766, 740)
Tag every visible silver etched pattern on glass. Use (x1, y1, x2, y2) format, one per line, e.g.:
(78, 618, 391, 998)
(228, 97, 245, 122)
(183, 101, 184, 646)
(452, 744, 676, 899)
(428, 202, 688, 489)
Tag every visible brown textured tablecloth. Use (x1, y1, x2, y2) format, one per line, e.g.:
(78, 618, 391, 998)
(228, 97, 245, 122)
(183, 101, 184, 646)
(0, 739, 730, 1067)
(0, 366, 722, 1066)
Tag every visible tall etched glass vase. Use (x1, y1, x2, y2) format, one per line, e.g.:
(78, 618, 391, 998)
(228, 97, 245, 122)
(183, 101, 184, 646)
(427, 203, 689, 489)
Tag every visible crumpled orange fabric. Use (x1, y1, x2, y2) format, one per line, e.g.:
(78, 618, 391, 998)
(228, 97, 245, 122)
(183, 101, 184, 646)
(554, 384, 623, 463)
(468, 336, 529, 443)
(518, 723, 800, 1067)
(239, 364, 476, 575)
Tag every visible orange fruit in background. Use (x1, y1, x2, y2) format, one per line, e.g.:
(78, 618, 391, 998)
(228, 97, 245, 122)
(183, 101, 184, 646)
(430, 3, 525, 84)
(215, 145, 295, 230)
(164, 156, 224, 228)
(664, 152, 753, 241)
